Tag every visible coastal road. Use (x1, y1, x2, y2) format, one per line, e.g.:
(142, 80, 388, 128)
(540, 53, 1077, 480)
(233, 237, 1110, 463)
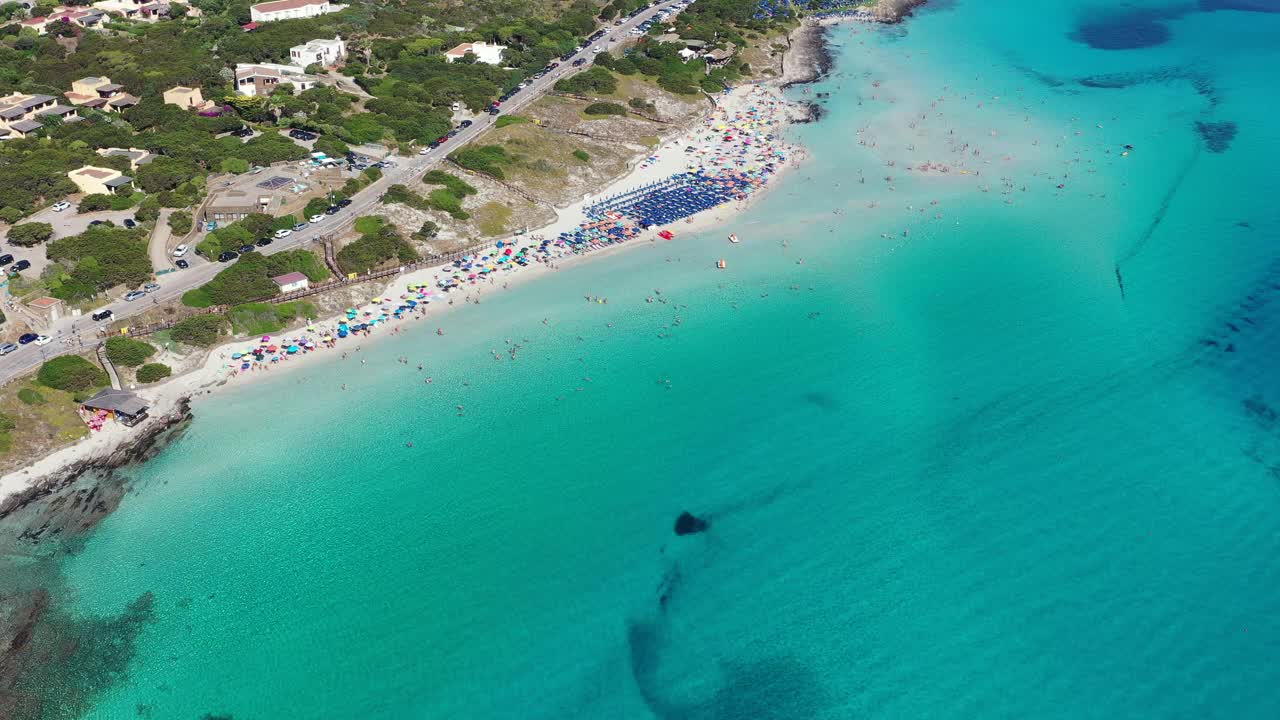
(0, 0, 686, 385)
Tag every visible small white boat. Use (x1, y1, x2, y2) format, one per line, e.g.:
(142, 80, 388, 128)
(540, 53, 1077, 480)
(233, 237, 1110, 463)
(716, 259, 727, 269)
(728, 233, 739, 244)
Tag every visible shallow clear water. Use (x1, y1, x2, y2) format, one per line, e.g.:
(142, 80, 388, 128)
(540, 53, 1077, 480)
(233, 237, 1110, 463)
(45, 1, 1280, 717)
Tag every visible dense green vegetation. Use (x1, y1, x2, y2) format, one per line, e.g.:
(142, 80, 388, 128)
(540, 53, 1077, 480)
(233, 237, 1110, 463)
(421, 171, 477, 198)
(37, 355, 108, 392)
(554, 66, 618, 95)
(136, 363, 172, 384)
(448, 145, 511, 180)
(584, 102, 626, 116)
(227, 301, 318, 336)
(7, 222, 53, 247)
(573, 149, 591, 162)
(104, 336, 156, 367)
(336, 220, 418, 274)
(182, 249, 329, 307)
(169, 314, 227, 347)
(44, 225, 151, 302)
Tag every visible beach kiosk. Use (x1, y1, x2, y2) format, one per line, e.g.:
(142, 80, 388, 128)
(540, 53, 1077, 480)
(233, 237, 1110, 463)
(80, 388, 149, 428)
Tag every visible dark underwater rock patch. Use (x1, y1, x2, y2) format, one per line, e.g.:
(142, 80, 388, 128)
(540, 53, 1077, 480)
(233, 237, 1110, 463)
(1071, 5, 1189, 50)
(674, 511, 709, 536)
(1194, 120, 1238, 152)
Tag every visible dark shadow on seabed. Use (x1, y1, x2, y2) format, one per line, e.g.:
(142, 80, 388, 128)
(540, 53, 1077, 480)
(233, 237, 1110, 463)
(0, 403, 193, 719)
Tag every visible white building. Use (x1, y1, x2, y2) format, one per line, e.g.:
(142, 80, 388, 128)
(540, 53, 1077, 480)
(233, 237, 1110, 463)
(234, 64, 317, 97)
(290, 36, 346, 68)
(443, 42, 507, 65)
(249, 0, 344, 23)
(271, 272, 310, 293)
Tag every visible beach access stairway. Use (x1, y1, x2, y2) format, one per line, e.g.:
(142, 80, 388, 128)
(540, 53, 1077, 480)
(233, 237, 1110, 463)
(96, 342, 122, 390)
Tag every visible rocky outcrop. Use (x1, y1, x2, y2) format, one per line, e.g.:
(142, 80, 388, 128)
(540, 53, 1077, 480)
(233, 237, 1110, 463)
(0, 397, 193, 538)
(674, 511, 709, 536)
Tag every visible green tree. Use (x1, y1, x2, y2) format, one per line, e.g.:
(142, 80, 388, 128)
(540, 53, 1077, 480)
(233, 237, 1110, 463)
(7, 222, 54, 247)
(305, 197, 331, 217)
(170, 314, 227, 347)
(78, 194, 113, 213)
(168, 210, 193, 236)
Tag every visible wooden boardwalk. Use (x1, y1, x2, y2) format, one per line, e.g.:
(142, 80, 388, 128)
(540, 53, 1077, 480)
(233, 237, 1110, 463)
(96, 342, 121, 390)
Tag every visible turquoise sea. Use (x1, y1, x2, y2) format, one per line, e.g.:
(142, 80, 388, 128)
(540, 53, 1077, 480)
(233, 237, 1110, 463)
(13, 1, 1280, 717)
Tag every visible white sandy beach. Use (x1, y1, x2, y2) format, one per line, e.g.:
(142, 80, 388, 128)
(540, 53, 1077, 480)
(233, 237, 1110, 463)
(0, 78, 813, 501)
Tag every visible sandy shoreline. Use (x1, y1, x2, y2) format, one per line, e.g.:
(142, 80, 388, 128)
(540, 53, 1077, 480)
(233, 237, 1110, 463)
(0, 24, 831, 503)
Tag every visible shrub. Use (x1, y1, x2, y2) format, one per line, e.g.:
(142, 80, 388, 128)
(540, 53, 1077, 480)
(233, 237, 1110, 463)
(136, 363, 172, 384)
(573, 149, 591, 162)
(38, 355, 109, 391)
(413, 220, 439, 241)
(495, 115, 530, 129)
(46, 225, 152, 301)
(7, 222, 53, 246)
(584, 102, 626, 117)
(0, 413, 14, 432)
(336, 223, 418, 275)
(448, 145, 509, 180)
(170, 314, 227, 347)
(77, 194, 113, 213)
(17, 388, 45, 405)
(227, 301, 317, 336)
(104, 336, 156, 367)
(181, 287, 215, 308)
(628, 97, 657, 114)
(426, 189, 469, 220)
(168, 210, 193, 236)
(555, 66, 617, 95)
(272, 214, 298, 231)
(421, 171, 476, 197)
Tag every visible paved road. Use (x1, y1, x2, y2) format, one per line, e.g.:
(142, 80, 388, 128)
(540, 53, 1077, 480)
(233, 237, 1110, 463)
(0, 0, 685, 384)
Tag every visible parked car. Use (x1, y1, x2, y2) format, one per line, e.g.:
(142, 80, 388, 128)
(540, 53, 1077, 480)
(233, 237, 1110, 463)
(91, 309, 114, 322)
(10, 259, 30, 272)
(238, 244, 256, 254)
(0, 343, 16, 356)
(460, 120, 473, 128)
(232, 126, 254, 137)
(124, 290, 146, 302)
(418, 147, 431, 155)
(274, 229, 292, 239)
(33, 335, 51, 346)
(289, 129, 318, 141)
(142, 282, 160, 293)
(291, 222, 307, 231)
(218, 251, 239, 262)
(52, 200, 71, 212)
(573, 58, 587, 67)
(18, 333, 38, 345)
(338, 198, 352, 208)
(0, 254, 12, 266)
(325, 205, 341, 215)
(309, 214, 325, 224)
(205, 221, 217, 231)
(88, 220, 106, 226)
(172, 244, 189, 257)
(175, 259, 189, 269)
(122, 218, 136, 229)
(256, 237, 274, 247)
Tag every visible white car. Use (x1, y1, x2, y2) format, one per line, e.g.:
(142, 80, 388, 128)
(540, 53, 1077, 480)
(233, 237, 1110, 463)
(274, 228, 292, 239)
(33, 335, 51, 346)
(172, 244, 189, 257)
(418, 147, 431, 155)
(308, 214, 325, 224)
(593, 46, 603, 53)
(52, 201, 71, 212)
